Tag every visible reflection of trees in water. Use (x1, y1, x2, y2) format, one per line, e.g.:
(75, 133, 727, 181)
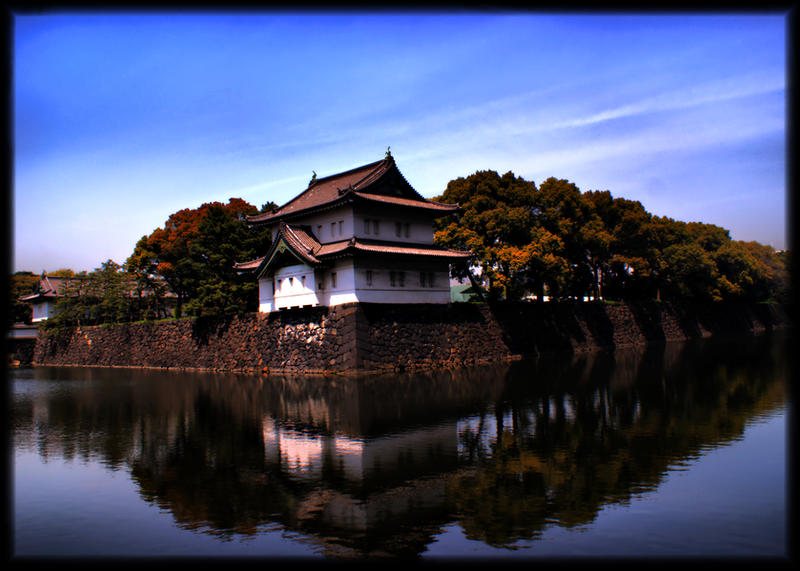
(447, 334, 788, 548)
(11, 333, 788, 557)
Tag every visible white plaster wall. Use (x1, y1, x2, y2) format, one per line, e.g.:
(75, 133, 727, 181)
(356, 287, 451, 304)
(353, 265, 451, 304)
(353, 213, 434, 244)
(316, 259, 359, 307)
(272, 264, 320, 310)
(297, 206, 354, 244)
(9, 325, 39, 339)
(258, 278, 275, 313)
(31, 301, 55, 322)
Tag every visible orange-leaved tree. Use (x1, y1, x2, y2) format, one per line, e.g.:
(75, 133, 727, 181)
(126, 198, 274, 318)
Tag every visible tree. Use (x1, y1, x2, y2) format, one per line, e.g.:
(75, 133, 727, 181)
(127, 198, 273, 318)
(536, 177, 607, 300)
(731, 241, 788, 302)
(125, 236, 171, 321)
(660, 241, 720, 301)
(434, 170, 563, 301)
(44, 270, 92, 329)
(94, 260, 129, 323)
(584, 192, 653, 301)
(8, 271, 40, 325)
(183, 203, 265, 317)
(434, 168, 788, 305)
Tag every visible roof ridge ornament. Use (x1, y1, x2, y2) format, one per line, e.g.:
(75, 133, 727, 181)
(309, 171, 317, 186)
(385, 146, 392, 159)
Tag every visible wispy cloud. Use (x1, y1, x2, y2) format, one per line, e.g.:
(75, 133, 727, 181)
(552, 72, 784, 130)
(380, 69, 785, 171)
(292, 68, 784, 175)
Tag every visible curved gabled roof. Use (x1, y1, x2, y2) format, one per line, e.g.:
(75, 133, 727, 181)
(246, 155, 458, 225)
(232, 257, 265, 271)
(19, 275, 71, 301)
(236, 223, 323, 278)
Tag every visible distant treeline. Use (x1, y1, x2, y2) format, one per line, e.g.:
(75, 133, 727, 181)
(434, 170, 789, 303)
(9, 169, 789, 329)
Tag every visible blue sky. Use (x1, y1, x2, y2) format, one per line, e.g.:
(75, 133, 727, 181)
(13, 12, 787, 273)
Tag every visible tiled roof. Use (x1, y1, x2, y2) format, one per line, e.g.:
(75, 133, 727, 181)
(346, 240, 472, 258)
(246, 156, 458, 224)
(311, 238, 471, 259)
(233, 257, 265, 271)
(238, 223, 322, 275)
(246, 159, 385, 224)
(19, 275, 72, 301)
(281, 224, 322, 264)
(352, 192, 458, 212)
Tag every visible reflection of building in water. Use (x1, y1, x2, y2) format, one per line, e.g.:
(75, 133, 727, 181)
(255, 369, 496, 555)
(263, 421, 325, 479)
(261, 414, 458, 539)
(262, 414, 458, 483)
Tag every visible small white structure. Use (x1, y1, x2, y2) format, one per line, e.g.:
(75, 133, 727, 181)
(8, 323, 39, 339)
(19, 274, 69, 322)
(236, 153, 471, 313)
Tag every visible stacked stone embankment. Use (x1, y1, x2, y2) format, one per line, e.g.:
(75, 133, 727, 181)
(32, 301, 789, 374)
(34, 306, 356, 374)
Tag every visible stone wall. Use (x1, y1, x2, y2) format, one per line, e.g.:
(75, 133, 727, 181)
(32, 301, 790, 374)
(354, 303, 511, 371)
(488, 301, 789, 359)
(34, 306, 357, 374)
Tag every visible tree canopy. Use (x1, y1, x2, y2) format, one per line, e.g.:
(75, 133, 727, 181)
(126, 198, 274, 318)
(434, 170, 788, 303)
(8, 271, 39, 325)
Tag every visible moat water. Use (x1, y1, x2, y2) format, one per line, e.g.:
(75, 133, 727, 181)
(11, 332, 791, 560)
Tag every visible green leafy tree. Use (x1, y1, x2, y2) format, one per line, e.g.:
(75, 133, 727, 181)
(184, 203, 264, 316)
(437, 167, 787, 304)
(640, 216, 691, 301)
(50, 269, 78, 278)
(125, 236, 172, 321)
(94, 260, 129, 323)
(536, 177, 609, 300)
(434, 170, 565, 301)
(660, 241, 720, 301)
(735, 241, 788, 302)
(127, 198, 274, 318)
(584, 192, 653, 301)
(8, 271, 40, 325)
(579, 217, 613, 301)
